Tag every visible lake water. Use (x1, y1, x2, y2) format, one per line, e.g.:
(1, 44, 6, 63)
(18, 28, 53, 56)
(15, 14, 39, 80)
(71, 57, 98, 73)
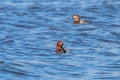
(0, 0, 120, 80)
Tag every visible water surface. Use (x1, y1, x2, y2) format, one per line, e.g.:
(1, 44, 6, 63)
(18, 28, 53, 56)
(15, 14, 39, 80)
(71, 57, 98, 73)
(0, 0, 120, 80)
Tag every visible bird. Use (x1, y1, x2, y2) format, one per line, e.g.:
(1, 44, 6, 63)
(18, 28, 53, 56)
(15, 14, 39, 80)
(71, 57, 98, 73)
(72, 14, 88, 24)
(56, 40, 66, 53)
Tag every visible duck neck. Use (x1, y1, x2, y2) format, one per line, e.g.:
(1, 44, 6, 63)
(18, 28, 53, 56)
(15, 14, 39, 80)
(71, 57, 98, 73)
(61, 46, 66, 53)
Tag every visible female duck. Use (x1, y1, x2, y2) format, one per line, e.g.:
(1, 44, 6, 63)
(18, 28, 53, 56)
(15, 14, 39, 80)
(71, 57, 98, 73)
(73, 14, 88, 24)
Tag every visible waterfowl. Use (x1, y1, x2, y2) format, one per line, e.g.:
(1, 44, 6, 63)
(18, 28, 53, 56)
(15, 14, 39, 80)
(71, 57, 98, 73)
(73, 14, 88, 24)
(56, 40, 66, 53)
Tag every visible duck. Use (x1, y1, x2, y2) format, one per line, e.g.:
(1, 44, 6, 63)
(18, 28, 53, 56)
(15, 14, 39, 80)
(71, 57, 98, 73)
(56, 40, 66, 53)
(72, 14, 88, 24)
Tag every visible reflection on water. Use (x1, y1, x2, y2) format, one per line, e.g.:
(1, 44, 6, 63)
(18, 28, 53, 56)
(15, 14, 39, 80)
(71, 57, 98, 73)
(0, 0, 120, 80)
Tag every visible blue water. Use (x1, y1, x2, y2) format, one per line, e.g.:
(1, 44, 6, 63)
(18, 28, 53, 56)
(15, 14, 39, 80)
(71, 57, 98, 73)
(0, 0, 120, 80)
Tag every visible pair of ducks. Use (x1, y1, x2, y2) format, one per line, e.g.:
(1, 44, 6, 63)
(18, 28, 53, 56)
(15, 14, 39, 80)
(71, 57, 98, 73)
(56, 14, 87, 53)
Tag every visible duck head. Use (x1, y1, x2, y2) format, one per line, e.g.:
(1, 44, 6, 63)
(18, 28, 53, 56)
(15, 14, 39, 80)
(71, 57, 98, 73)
(73, 14, 80, 24)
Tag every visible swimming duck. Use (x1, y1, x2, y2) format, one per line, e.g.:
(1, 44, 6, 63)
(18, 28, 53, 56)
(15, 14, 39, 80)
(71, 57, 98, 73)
(56, 40, 66, 53)
(73, 14, 88, 24)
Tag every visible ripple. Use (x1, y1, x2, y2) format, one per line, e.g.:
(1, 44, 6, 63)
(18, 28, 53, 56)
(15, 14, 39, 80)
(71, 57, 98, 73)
(97, 38, 120, 44)
(111, 32, 120, 38)
(110, 24, 120, 27)
(15, 24, 37, 29)
(0, 61, 5, 64)
(28, 5, 40, 10)
(1, 39, 14, 45)
(1, 69, 26, 75)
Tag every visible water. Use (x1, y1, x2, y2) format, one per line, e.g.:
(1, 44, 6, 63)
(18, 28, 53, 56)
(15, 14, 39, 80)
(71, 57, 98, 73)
(0, 0, 120, 80)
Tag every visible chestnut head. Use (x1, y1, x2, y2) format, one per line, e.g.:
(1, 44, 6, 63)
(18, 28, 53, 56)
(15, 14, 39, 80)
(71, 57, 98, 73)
(56, 40, 63, 47)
